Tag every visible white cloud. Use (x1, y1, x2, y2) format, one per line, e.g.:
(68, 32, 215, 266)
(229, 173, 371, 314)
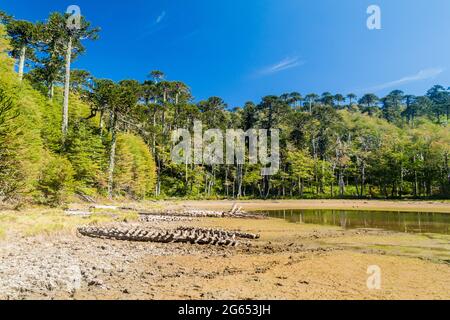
(366, 68, 444, 92)
(259, 57, 304, 75)
(155, 11, 166, 24)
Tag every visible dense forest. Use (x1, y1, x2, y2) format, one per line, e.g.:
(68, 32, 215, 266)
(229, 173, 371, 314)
(0, 9, 449, 205)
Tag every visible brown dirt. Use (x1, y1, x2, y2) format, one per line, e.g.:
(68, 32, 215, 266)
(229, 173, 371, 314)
(0, 203, 449, 300)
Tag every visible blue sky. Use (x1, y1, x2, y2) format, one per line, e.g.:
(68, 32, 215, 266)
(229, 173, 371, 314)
(2, 0, 450, 107)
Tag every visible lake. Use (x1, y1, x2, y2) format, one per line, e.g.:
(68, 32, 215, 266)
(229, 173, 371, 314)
(260, 210, 450, 235)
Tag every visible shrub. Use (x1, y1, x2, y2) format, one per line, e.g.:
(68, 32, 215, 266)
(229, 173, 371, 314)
(36, 155, 75, 206)
(114, 133, 156, 199)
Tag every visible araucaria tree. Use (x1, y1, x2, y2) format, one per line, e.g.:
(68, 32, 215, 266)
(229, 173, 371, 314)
(0, 7, 448, 203)
(43, 12, 99, 141)
(5, 19, 37, 81)
(92, 79, 142, 198)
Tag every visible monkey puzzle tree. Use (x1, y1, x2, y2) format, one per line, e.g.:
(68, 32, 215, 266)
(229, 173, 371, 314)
(0, 11, 11, 24)
(427, 85, 450, 123)
(334, 94, 345, 109)
(402, 94, 417, 125)
(382, 90, 404, 123)
(43, 12, 99, 141)
(69, 69, 93, 101)
(92, 79, 141, 198)
(150, 70, 165, 84)
(305, 93, 319, 113)
(289, 92, 303, 108)
(359, 93, 379, 116)
(5, 19, 37, 81)
(347, 93, 357, 108)
(91, 79, 118, 198)
(321, 92, 335, 106)
(172, 81, 191, 105)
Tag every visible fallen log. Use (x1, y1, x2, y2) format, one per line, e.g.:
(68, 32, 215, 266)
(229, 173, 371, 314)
(138, 208, 266, 220)
(90, 205, 118, 210)
(176, 227, 260, 240)
(64, 210, 92, 217)
(75, 191, 96, 203)
(138, 209, 224, 218)
(139, 215, 195, 223)
(78, 226, 241, 246)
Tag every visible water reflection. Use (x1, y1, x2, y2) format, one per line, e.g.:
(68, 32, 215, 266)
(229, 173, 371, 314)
(261, 210, 450, 235)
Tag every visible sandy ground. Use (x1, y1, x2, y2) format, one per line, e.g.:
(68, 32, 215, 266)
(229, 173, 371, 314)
(0, 201, 449, 300)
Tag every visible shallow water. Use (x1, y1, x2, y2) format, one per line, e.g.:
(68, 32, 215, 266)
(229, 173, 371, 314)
(260, 210, 450, 235)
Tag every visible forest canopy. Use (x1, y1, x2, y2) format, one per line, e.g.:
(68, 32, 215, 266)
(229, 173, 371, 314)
(0, 9, 449, 205)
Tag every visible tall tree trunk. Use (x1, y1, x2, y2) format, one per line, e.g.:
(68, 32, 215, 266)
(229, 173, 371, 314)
(18, 46, 26, 82)
(62, 37, 73, 140)
(107, 112, 117, 199)
(444, 152, 449, 195)
(299, 177, 304, 197)
(99, 110, 104, 132)
(225, 166, 229, 198)
(361, 163, 366, 197)
(152, 106, 157, 155)
(48, 82, 55, 100)
(354, 177, 360, 197)
(312, 138, 319, 194)
(237, 164, 243, 198)
(414, 170, 419, 197)
(156, 157, 162, 197)
(339, 169, 345, 196)
(400, 166, 404, 197)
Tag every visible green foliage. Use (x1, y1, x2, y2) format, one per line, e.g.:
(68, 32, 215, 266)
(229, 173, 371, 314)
(5, 19, 37, 58)
(66, 122, 107, 192)
(36, 155, 75, 206)
(0, 88, 22, 200)
(0, 27, 45, 201)
(114, 133, 156, 199)
(287, 149, 315, 196)
(0, 25, 14, 73)
(0, 9, 449, 205)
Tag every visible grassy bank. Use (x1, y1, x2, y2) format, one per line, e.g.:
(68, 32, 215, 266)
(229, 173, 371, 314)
(0, 208, 138, 239)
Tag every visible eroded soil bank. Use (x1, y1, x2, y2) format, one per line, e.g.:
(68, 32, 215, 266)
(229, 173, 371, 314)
(0, 202, 449, 300)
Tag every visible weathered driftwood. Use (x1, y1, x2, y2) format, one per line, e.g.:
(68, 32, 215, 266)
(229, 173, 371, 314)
(90, 205, 118, 210)
(176, 227, 260, 240)
(78, 226, 241, 246)
(138, 205, 266, 220)
(139, 215, 194, 223)
(140, 209, 225, 218)
(75, 191, 96, 203)
(64, 210, 92, 217)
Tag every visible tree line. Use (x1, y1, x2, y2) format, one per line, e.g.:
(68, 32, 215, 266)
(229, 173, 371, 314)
(0, 9, 448, 204)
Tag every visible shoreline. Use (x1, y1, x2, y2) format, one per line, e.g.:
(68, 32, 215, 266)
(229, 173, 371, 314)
(0, 201, 449, 300)
(145, 199, 450, 213)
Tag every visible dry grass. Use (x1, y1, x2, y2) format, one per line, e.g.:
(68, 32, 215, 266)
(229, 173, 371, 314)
(0, 207, 139, 239)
